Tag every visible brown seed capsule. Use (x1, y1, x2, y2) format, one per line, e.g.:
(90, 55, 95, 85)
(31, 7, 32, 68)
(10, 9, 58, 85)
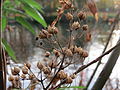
(11, 69, 18, 75)
(43, 67, 51, 74)
(58, 70, 67, 79)
(44, 51, 50, 57)
(82, 51, 88, 57)
(70, 74, 76, 79)
(48, 26, 59, 34)
(77, 11, 86, 20)
(14, 67, 20, 74)
(39, 32, 47, 39)
(48, 60, 57, 68)
(76, 47, 83, 55)
(82, 25, 88, 31)
(65, 12, 73, 20)
(21, 74, 26, 79)
(66, 76, 73, 84)
(8, 75, 14, 81)
(25, 62, 31, 69)
(71, 21, 80, 30)
(65, 49, 73, 57)
(22, 66, 28, 74)
(53, 49, 60, 57)
(37, 61, 44, 70)
(15, 76, 19, 81)
(29, 74, 35, 80)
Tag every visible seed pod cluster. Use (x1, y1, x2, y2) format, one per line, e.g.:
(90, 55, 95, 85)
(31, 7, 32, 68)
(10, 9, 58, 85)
(48, 26, 59, 34)
(71, 21, 80, 30)
(65, 12, 73, 20)
(22, 66, 28, 74)
(57, 70, 67, 79)
(77, 11, 86, 20)
(82, 24, 88, 31)
(48, 60, 57, 68)
(11, 67, 20, 75)
(53, 49, 61, 57)
(39, 29, 52, 39)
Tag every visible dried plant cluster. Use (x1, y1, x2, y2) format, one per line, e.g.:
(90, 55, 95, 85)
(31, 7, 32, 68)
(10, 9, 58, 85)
(8, 0, 90, 90)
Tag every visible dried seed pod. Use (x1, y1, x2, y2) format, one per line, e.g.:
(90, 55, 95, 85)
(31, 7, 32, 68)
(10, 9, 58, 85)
(48, 26, 58, 34)
(65, 49, 73, 57)
(11, 68, 18, 75)
(70, 74, 76, 79)
(66, 76, 73, 84)
(76, 47, 83, 55)
(25, 62, 31, 69)
(39, 32, 47, 39)
(44, 51, 50, 57)
(71, 21, 80, 30)
(48, 60, 57, 68)
(53, 49, 60, 57)
(37, 61, 44, 70)
(58, 70, 67, 79)
(14, 67, 20, 74)
(82, 51, 88, 57)
(77, 11, 86, 20)
(43, 67, 51, 74)
(82, 25, 88, 31)
(22, 66, 28, 74)
(8, 75, 14, 81)
(21, 74, 26, 79)
(64, 1, 72, 9)
(15, 76, 19, 81)
(65, 12, 73, 20)
(29, 74, 35, 80)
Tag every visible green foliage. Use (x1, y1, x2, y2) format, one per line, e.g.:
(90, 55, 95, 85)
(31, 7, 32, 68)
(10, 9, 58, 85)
(58, 86, 85, 90)
(2, 39, 17, 62)
(2, 16, 7, 32)
(16, 16, 36, 35)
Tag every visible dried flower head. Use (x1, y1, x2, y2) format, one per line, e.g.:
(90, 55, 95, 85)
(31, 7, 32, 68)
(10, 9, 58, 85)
(22, 66, 28, 74)
(48, 60, 57, 68)
(77, 11, 86, 20)
(14, 67, 20, 74)
(44, 51, 50, 57)
(82, 24, 88, 31)
(37, 61, 45, 70)
(43, 67, 51, 74)
(58, 70, 67, 79)
(65, 49, 73, 57)
(65, 12, 73, 20)
(8, 75, 14, 81)
(53, 49, 60, 57)
(15, 76, 19, 81)
(21, 74, 26, 79)
(29, 74, 35, 80)
(82, 51, 88, 57)
(76, 47, 83, 55)
(66, 76, 73, 84)
(25, 62, 31, 69)
(48, 25, 58, 34)
(70, 74, 76, 79)
(71, 21, 80, 30)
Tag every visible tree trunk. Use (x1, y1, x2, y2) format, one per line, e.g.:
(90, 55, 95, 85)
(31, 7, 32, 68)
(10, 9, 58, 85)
(91, 38, 120, 90)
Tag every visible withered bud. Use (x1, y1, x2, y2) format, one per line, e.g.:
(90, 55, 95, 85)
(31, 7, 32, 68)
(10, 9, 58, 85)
(8, 75, 14, 81)
(58, 70, 67, 79)
(14, 67, 20, 75)
(66, 76, 73, 84)
(29, 74, 35, 80)
(43, 67, 51, 74)
(48, 60, 57, 68)
(71, 21, 80, 30)
(25, 62, 31, 69)
(76, 47, 83, 55)
(21, 74, 26, 79)
(44, 51, 50, 57)
(65, 12, 73, 20)
(77, 11, 86, 20)
(37, 61, 45, 70)
(53, 49, 60, 57)
(70, 74, 76, 79)
(65, 49, 73, 57)
(82, 25, 88, 31)
(82, 51, 88, 58)
(22, 66, 28, 74)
